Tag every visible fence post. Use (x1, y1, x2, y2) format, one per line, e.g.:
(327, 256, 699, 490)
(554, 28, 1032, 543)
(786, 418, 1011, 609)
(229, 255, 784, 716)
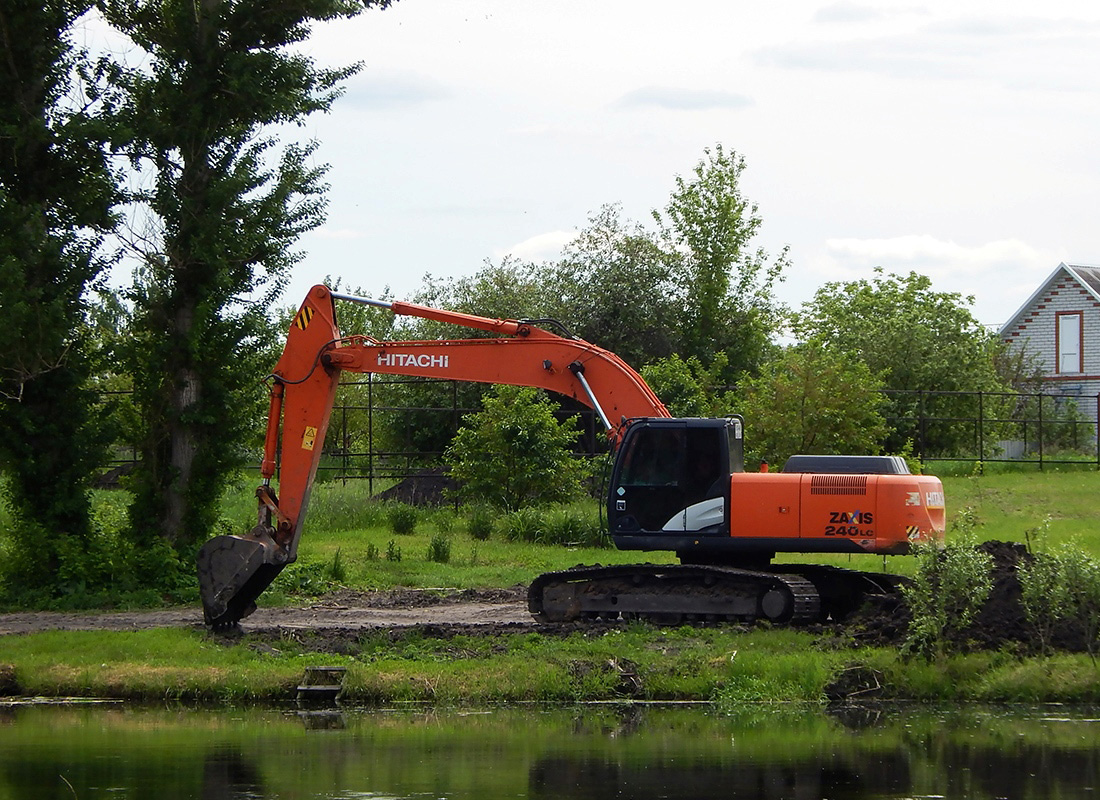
(367, 374, 374, 496)
(918, 390, 926, 461)
(1038, 393, 1044, 471)
(978, 391, 984, 474)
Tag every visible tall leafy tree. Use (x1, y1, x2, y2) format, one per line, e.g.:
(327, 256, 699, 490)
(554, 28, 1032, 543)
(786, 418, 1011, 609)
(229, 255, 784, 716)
(793, 269, 1007, 455)
(0, 0, 119, 593)
(653, 144, 789, 383)
(99, 0, 394, 551)
(547, 204, 679, 368)
(738, 341, 888, 467)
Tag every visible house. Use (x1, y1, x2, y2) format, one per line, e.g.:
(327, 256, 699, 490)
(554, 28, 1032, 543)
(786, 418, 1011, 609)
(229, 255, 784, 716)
(1000, 261, 1100, 416)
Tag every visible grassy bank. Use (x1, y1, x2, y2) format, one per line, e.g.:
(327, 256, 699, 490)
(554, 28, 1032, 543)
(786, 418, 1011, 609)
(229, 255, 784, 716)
(4, 622, 1100, 706)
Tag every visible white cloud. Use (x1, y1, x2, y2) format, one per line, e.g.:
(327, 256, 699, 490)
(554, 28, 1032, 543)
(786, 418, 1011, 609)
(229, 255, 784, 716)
(494, 230, 574, 263)
(757, 13, 1100, 92)
(802, 235, 1063, 327)
(615, 86, 753, 111)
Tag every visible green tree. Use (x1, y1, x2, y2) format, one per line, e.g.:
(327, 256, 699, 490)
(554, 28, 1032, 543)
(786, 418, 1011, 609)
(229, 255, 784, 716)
(737, 341, 888, 467)
(0, 0, 119, 595)
(793, 268, 1007, 455)
(640, 353, 733, 418)
(653, 144, 788, 382)
(547, 204, 678, 368)
(444, 386, 589, 511)
(100, 0, 394, 553)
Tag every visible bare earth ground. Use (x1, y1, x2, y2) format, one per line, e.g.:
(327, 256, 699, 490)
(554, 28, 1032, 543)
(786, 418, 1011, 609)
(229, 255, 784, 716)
(0, 588, 535, 636)
(0, 545, 1070, 654)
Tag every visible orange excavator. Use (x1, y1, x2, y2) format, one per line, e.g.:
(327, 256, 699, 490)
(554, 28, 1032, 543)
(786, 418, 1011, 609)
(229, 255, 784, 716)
(197, 285, 945, 628)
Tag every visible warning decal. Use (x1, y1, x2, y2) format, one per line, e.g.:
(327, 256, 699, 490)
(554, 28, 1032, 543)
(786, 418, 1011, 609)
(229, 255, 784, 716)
(302, 425, 318, 451)
(293, 307, 314, 331)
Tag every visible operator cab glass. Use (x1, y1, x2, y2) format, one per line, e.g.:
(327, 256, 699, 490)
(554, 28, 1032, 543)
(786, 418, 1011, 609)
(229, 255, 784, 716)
(609, 417, 743, 536)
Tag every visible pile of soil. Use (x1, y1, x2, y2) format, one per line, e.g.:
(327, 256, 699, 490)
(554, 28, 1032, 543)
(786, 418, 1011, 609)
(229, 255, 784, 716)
(372, 468, 459, 506)
(847, 540, 1093, 654)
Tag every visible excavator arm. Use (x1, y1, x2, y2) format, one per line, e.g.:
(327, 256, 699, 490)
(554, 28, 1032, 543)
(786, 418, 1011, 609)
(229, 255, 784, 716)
(198, 284, 669, 627)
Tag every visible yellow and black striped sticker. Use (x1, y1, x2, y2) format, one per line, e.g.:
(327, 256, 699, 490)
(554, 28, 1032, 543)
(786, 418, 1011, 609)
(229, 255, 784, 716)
(905, 525, 921, 539)
(293, 306, 314, 331)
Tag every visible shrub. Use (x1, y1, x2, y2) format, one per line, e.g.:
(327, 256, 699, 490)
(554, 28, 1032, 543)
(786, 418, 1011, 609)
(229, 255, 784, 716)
(388, 504, 418, 535)
(445, 386, 590, 511)
(903, 541, 993, 660)
(385, 540, 402, 562)
(495, 507, 547, 543)
(468, 507, 493, 541)
(426, 534, 452, 564)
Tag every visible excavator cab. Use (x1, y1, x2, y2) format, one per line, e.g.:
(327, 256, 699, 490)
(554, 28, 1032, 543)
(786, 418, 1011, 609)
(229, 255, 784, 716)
(608, 417, 743, 541)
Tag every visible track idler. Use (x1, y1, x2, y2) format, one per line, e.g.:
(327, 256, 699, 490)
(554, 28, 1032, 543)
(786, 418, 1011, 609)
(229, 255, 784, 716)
(197, 527, 289, 628)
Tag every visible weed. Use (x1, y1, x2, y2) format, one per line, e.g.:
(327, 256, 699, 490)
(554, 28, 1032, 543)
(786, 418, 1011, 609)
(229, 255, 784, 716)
(427, 534, 452, 564)
(388, 504, 418, 535)
(385, 539, 402, 562)
(468, 506, 493, 541)
(366, 542, 380, 561)
(326, 548, 347, 583)
(495, 508, 546, 543)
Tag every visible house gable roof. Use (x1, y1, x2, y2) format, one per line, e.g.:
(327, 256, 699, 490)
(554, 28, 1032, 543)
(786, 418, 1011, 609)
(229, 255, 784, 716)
(1000, 262, 1100, 336)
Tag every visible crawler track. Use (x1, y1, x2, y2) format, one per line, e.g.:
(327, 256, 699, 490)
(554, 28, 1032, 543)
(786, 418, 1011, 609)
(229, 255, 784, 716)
(528, 564, 907, 625)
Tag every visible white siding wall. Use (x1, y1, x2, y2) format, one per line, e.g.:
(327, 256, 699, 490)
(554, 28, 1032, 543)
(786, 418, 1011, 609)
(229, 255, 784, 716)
(1002, 270, 1100, 417)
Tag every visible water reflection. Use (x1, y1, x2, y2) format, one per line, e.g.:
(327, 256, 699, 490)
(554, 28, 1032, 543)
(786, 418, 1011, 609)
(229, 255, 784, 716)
(0, 703, 1098, 799)
(202, 751, 264, 800)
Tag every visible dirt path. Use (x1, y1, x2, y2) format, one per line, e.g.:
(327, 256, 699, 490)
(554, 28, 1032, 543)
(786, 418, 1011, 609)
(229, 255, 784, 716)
(0, 588, 535, 635)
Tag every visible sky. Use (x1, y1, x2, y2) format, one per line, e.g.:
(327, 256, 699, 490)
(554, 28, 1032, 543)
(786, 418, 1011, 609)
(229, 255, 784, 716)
(100, 1, 1100, 330)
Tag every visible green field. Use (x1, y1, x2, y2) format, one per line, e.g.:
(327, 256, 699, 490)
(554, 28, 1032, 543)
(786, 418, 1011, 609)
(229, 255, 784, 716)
(259, 466, 1100, 594)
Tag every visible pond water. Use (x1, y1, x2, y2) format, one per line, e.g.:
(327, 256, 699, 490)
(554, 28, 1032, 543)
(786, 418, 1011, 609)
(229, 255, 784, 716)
(1, 702, 1099, 799)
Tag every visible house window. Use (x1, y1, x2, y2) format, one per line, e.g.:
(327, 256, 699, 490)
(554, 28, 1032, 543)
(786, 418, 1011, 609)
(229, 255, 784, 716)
(1056, 311, 1083, 373)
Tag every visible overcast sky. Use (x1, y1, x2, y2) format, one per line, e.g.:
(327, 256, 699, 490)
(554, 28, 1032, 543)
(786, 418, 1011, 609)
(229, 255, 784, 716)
(105, 1, 1100, 329)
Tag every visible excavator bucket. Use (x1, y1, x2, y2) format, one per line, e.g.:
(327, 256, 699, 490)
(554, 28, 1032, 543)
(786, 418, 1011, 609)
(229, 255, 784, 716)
(197, 533, 288, 628)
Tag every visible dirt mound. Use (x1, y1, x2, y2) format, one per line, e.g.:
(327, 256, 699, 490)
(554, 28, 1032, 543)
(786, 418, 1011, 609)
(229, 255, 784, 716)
(847, 540, 1092, 654)
(372, 468, 459, 506)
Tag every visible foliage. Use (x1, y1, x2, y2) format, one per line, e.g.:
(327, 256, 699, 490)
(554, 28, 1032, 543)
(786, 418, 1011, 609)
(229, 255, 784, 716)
(445, 386, 590, 511)
(97, 0, 393, 556)
(1017, 551, 1070, 657)
(545, 205, 679, 368)
(640, 353, 733, 417)
(0, 0, 120, 593)
(426, 533, 451, 564)
(653, 143, 788, 383)
(388, 504, 418, 535)
(902, 540, 993, 660)
(467, 507, 494, 541)
(737, 341, 888, 466)
(793, 268, 1008, 455)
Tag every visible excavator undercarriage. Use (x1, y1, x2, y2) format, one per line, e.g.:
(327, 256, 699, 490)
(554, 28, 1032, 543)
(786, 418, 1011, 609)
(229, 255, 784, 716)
(528, 563, 906, 625)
